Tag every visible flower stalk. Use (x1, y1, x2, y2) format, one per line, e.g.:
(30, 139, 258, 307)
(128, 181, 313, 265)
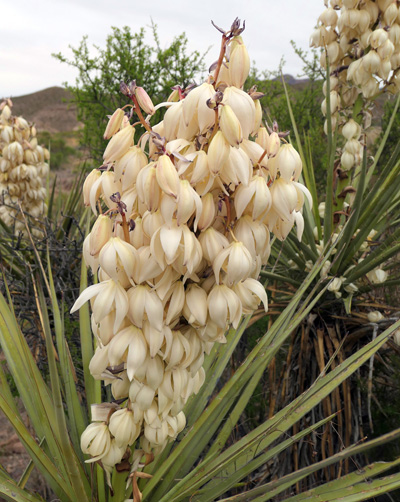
(71, 17, 311, 495)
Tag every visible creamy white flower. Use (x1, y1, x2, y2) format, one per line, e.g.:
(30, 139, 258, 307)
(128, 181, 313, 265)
(81, 422, 111, 462)
(136, 162, 161, 212)
(213, 241, 253, 285)
(274, 144, 302, 182)
(103, 124, 135, 164)
(100, 439, 126, 468)
(163, 281, 185, 326)
(71, 280, 129, 332)
(89, 171, 122, 214)
(328, 277, 344, 298)
(99, 237, 138, 283)
(114, 146, 148, 190)
(109, 408, 140, 447)
(233, 278, 268, 313)
(223, 87, 255, 138)
(234, 176, 272, 220)
(367, 268, 388, 284)
(127, 285, 164, 331)
(220, 147, 252, 187)
(182, 83, 215, 134)
(183, 284, 208, 326)
(207, 284, 242, 329)
(198, 227, 229, 263)
(108, 325, 147, 381)
(89, 345, 110, 379)
(197, 193, 216, 231)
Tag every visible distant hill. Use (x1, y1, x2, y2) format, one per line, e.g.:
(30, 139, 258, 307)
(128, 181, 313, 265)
(277, 74, 310, 86)
(10, 87, 79, 133)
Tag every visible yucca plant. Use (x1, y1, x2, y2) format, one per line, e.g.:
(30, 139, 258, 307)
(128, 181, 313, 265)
(0, 99, 49, 237)
(251, 0, 400, 484)
(1, 16, 400, 502)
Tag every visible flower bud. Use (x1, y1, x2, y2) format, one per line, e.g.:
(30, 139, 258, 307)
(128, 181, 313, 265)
(341, 151, 355, 171)
(228, 37, 250, 88)
(219, 105, 243, 147)
(1, 105, 12, 121)
(342, 119, 361, 140)
(104, 108, 124, 139)
(89, 215, 113, 256)
(103, 125, 135, 164)
(321, 91, 339, 115)
(255, 127, 269, 150)
(135, 87, 156, 115)
(275, 144, 302, 182)
(197, 193, 216, 231)
(208, 131, 230, 176)
(156, 155, 180, 199)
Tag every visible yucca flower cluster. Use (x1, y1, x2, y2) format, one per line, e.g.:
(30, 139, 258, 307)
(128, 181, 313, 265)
(311, 0, 400, 173)
(0, 99, 49, 235)
(71, 19, 311, 482)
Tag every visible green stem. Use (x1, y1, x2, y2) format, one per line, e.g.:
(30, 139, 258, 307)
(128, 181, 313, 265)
(110, 470, 129, 502)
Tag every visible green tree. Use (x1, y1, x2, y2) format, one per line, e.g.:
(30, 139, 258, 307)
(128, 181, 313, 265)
(53, 24, 208, 161)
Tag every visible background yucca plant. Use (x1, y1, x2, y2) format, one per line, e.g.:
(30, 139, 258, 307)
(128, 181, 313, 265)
(247, 68, 400, 487)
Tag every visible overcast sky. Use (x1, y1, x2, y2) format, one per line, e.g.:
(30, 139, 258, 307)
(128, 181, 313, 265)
(0, 0, 322, 98)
